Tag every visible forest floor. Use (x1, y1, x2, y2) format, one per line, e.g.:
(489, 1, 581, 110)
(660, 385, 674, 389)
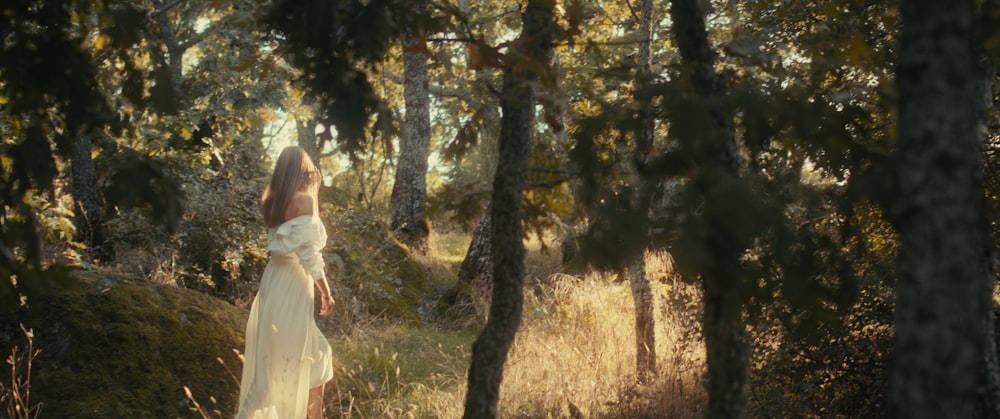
(324, 230, 708, 418)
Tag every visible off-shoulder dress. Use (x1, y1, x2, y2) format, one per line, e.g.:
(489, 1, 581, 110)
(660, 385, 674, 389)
(236, 215, 334, 418)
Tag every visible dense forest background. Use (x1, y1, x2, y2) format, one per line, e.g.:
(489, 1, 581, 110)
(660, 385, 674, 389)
(3, 0, 1000, 417)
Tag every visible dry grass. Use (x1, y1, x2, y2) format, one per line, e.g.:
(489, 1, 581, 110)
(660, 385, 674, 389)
(1, 325, 43, 419)
(324, 324, 473, 418)
(328, 235, 709, 418)
(497, 249, 707, 418)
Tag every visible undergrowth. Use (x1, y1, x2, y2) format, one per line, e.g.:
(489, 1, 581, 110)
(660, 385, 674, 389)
(16, 211, 901, 417)
(319, 242, 710, 418)
(1, 325, 43, 419)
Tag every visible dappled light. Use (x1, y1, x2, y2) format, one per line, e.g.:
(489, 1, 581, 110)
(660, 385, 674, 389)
(3, 0, 1000, 417)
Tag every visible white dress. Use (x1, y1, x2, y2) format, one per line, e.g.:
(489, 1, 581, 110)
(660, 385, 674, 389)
(237, 215, 335, 419)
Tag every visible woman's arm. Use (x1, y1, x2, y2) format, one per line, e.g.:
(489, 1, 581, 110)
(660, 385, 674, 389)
(284, 192, 332, 314)
(315, 276, 334, 316)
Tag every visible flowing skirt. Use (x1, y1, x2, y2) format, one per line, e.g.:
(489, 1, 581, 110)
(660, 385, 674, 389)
(237, 254, 334, 419)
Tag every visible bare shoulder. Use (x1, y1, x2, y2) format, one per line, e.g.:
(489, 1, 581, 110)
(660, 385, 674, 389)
(285, 192, 316, 220)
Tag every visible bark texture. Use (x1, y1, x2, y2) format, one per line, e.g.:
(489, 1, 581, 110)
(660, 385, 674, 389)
(627, 254, 656, 382)
(976, 19, 1000, 413)
(296, 119, 321, 174)
(981, 251, 1000, 419)
(70, 132, 107, 259)
(450, 0, 503, 299)
(389, 31, 432, 253)
(890, 1, 988, 417)
(449, 0, 502, 308)
(462, 1, 554, 417)
(627, 0, 657, 384)
(152, 0, 183, 95)
(669, 0, 748, 417)
(450, 210, 493, 307)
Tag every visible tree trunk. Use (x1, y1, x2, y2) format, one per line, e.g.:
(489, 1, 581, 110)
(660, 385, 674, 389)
(669, 0, 748, 416)
(446, 0, 503, 310)
(296, 118, 321, 174)
(627, 254, 656, 383)
(448, 209, 493, 307)
(70, 132, 108, 260)
(152, 0, 183, 96)
(977, 34, 1000, 417)
(447, 17, 502, 307)
(462, 1, 554, 417)
(890, 1, 987, 417)
(389, 31, 432, 253)
(627, 0, 657, 385)
(981, 249, 1000, 419)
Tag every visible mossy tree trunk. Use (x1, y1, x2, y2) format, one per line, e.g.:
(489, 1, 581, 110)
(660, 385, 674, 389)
(390, 24, 432, 253)
(889, 0, 989, 417)
(669, 0, 749, 416)
(462, 1, 555, 417)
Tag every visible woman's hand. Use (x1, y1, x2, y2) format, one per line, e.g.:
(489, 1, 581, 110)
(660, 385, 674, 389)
(319, 293, 334, 316)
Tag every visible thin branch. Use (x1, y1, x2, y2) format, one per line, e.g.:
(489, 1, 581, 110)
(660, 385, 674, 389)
(525, 178, 571, 190)
(91, 0, 182, 65)
(797, 0, 824, 28)
(383, 71, 481, 105)
(443, 178, 569, 199)
(92, 48, 115, 66)
(425, 36, 479, 43)
(179, 26, 217, 50)
(428, 82, 474, 101)
(260, 118, 290, 151)
(473, 6, 521, 25)
(527, 167, 570, 175)
(624, 0, 640, 23)
(150, 0, 185, 20)
(180, 3, 259, 51)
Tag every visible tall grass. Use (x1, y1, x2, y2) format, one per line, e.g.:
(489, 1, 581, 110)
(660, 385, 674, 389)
(497, 249, 706, 418)
(325, 325, 472, 417)
(329, 237, 708, 418)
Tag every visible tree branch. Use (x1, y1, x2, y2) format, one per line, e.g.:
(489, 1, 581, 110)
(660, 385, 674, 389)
(150, 0, 185, 20)
(179, 27, 216, 50)
(383, 71, 481, 105)
(525, 178, 570, 190)
(90, 0, 186, 66)
(425, 36, 479, 43)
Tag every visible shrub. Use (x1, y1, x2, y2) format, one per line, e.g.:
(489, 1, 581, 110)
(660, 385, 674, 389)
(748, 279, 892, 417)
(104, 148, 270, 304)
(319, 200, 429, 326)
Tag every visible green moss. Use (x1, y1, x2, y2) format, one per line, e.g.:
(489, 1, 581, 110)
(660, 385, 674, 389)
(7, 269, 247, 418)
(324, 204, 430, 323)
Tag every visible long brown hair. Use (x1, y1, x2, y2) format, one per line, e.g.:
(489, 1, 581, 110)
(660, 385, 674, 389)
(261, 146, 320, 228)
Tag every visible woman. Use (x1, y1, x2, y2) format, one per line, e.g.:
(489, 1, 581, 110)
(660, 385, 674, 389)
(237, 146, 335, 419)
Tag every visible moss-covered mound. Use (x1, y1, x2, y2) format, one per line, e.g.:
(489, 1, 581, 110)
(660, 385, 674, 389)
(322, 203, 429, 323)
(4, 269, 247, 418)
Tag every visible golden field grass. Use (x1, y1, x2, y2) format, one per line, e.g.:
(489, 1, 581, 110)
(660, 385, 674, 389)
(325, 231, 708, 418)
